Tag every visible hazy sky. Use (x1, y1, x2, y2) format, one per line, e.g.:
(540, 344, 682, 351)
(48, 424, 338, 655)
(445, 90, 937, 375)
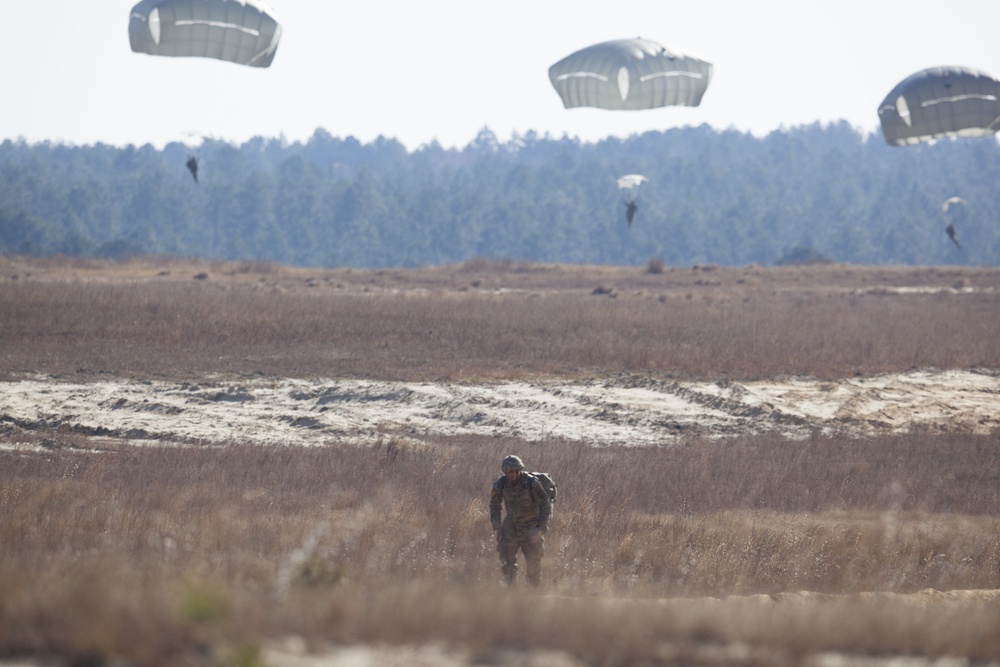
(4, 0, 999, 151)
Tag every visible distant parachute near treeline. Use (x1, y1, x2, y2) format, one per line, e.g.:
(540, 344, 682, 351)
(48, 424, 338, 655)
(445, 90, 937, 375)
(941, 196, 968, 249)
(942, 196, 966, 215)
(616, 174, 648, 226)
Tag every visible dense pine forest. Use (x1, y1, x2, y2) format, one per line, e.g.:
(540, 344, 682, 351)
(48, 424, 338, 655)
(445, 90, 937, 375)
(1, 122, 997, 268)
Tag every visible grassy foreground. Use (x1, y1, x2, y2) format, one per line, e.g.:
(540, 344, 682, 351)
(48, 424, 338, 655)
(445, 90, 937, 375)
(1, 256, 999, 666)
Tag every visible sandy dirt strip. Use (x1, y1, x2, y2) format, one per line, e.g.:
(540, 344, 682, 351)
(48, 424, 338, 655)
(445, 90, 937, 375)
(2, 369, 997, 449)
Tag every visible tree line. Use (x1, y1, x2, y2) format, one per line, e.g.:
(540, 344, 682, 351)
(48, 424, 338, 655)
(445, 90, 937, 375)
(1, 122, 997, 268)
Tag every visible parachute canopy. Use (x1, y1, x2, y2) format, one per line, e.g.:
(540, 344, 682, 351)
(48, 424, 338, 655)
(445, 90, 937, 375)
(549, 38, 713, 111)
(617, 174, 648, 204)
(129, 0, 282, 68)
(877, 66, 1000, 146)
(941, 196, 966, 214)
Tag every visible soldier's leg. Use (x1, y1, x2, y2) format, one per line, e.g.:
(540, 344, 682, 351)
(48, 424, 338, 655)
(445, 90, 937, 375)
(496, 523, 519, 584)
(522, 535, 544, 586)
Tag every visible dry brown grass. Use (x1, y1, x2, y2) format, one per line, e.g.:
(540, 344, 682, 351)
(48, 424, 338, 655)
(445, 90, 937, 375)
(1, 256, 999, 666)
(2, 437, 999, 666)
(1, 256, 998, 381)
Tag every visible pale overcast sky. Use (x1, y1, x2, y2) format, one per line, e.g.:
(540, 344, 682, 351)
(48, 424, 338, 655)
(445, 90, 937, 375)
(3, 0, 999, 150)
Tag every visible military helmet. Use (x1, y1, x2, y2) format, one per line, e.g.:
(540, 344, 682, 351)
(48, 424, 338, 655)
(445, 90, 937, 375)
(501, 455, 525, 473)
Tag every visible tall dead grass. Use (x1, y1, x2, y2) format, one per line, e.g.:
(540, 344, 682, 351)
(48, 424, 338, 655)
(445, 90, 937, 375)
(2, 434, 999, 666)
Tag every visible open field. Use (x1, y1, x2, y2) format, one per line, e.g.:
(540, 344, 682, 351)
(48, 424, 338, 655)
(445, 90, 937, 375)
(1, 256, 999, 667)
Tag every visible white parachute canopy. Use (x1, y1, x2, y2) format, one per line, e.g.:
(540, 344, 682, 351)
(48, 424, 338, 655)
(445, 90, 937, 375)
(877, 66, 1000, 146)
(617, 174, 648, 203)
(941, 196, 966, 214)
(549, 37, 713, 111)
(129, 0, 283, 68)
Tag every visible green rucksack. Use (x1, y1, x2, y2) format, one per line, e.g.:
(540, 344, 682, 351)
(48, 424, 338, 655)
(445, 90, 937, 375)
(528, 471, 557, 513)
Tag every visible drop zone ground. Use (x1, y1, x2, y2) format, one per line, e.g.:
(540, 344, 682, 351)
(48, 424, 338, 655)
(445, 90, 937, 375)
(1, 256, 999, 667)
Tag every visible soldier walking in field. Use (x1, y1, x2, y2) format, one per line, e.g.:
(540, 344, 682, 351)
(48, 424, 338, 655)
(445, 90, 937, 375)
(490, 455, 551, 586)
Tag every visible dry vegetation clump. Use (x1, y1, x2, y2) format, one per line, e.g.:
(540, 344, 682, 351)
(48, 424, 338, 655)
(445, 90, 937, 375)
(2, 434, 999, 666)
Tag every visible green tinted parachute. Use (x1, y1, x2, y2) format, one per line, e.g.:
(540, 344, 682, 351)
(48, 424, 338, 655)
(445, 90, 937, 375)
(877, 66, 1000, 146)
(549, 38, 712, 110)
(129, 0, 282, 68)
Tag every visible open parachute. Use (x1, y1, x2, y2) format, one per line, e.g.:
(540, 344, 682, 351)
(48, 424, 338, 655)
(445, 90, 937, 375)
(617, 174, 648, 202)
(617, 174, 648, 227)
(548, 38, 712, 110)
(941, 196, 968, 249)
(877, 66, 1000, 146)
(129, 0, 282, 68)
(941, 196, 966, 215)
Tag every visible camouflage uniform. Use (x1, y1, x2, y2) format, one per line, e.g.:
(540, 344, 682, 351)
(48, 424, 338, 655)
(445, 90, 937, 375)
(490, 456, 551, 586)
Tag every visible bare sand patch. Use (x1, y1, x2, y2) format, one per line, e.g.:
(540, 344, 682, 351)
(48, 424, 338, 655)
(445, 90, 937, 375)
(2, 369, 996, 450)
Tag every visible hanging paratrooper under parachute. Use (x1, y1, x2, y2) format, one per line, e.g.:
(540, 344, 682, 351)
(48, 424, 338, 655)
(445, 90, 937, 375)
(616, 174, 648, 227)
(129, 0, 283, 68)
(128, 0, 283, 182)
(941, 196, 967, 249)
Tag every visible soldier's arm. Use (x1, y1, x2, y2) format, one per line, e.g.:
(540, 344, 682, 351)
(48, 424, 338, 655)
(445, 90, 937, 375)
(489, 478, 504, 531)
